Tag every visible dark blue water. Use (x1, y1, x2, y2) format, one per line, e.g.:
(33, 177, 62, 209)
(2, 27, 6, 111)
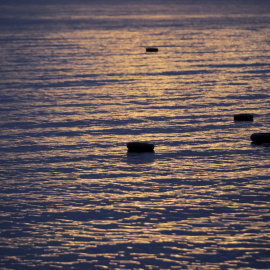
(1, 1, 270, 269)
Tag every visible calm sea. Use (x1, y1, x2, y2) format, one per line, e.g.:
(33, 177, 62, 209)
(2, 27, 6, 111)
(0, 1, 270, 269)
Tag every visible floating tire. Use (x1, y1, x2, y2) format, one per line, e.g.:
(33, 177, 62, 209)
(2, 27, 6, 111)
(146, 47, 158, 52)
(250, 133, 270, 145)
(234, 113, 254, 121)
(127, 142, 155, 152)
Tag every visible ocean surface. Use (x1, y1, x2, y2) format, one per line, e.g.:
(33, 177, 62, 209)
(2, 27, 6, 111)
(0, 1, 270, 269)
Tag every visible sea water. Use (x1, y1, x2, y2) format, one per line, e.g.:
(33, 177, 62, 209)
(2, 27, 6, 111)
(0, 1, 270, 269)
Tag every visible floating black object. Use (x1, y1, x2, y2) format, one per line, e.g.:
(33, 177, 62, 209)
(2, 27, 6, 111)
(250, 133, 270, 145)
(234, 113, 254, 121)
(146, 47, 158, 52)
(127, 142, 155, 152)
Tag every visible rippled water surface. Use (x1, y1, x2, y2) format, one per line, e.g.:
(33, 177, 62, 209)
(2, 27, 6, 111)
(1, 1, 270, 269)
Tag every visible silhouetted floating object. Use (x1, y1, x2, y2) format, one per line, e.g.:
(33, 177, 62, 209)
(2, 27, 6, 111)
(127, 142, 155, 152)
(250, 133, 270, 145)
(146, 47, 158, 52)
(234, 113, 254, 121)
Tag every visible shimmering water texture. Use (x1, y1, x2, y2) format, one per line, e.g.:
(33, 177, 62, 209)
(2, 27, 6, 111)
(1, 1, 270, 269)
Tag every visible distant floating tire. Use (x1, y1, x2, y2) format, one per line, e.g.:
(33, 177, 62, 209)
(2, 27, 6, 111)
(146, 47, 158, 52)
(127, 142, 155, 152)
(250, 133, 270, 145)
(234, 113, 254, 121)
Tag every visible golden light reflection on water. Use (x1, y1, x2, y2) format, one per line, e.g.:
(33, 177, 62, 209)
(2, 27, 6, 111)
(1, 2, 270, 269)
